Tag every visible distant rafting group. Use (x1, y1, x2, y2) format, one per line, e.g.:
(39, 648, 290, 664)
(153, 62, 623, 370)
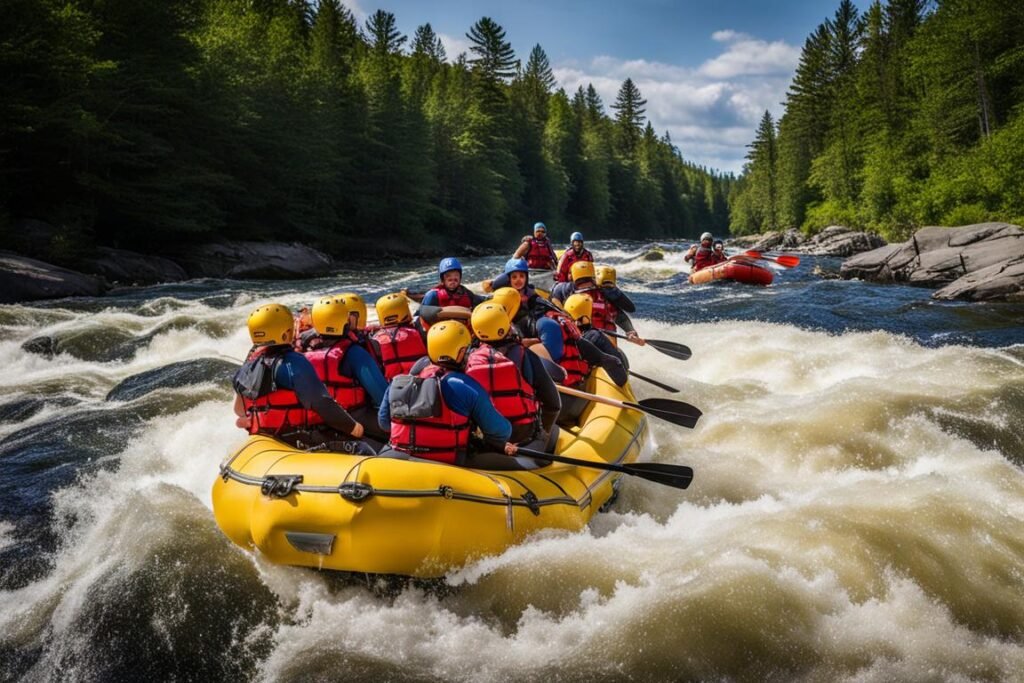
(231, 225, 698, 469)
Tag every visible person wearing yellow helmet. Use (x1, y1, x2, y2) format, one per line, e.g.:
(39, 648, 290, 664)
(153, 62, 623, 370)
(378, 321, 520, 465)
(301, 295, 389, 443)
(370, 293, 429, 381)
(554, 230, 593, 283)
(551, 262, 644, 346)
(464, 303, 561, 448)
(232, 303, 371, 451)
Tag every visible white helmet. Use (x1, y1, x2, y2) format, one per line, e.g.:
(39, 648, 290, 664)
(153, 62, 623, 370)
(700, 232, 713, 242)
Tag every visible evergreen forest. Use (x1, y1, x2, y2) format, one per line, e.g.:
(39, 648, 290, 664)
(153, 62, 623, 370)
(0, 0, 733, 259)
(729, 0, 1024, 240)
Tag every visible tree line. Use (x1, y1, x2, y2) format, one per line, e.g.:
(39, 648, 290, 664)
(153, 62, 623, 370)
(0, 0, 733, 261)
(730, 0, 1024, 241)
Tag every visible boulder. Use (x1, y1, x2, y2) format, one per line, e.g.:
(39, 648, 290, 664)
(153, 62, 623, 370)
(81, 247, 187, 285)
(840, 223, 1024, 301)
(640, 249, 665, 261)
(0, 251, 104, 303)
(172, 241, 333, 279)
(105, 358, 240, 402)
(800, 225, 886, 256)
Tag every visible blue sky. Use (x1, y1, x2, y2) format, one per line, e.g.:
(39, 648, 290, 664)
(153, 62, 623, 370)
(346, 1, 869, 174)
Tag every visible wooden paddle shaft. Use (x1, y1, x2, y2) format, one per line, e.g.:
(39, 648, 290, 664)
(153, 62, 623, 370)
(556, 383, 630, 410)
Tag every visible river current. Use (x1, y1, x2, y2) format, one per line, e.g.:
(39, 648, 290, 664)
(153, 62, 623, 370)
(1, 240, 1023, 682)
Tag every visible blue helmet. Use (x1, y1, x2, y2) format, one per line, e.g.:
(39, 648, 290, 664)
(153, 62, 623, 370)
(438, 257, 462, 278)
(570, 231, 584, 242)
(533, 222, 546, 232)
(504, 257, 529, 275)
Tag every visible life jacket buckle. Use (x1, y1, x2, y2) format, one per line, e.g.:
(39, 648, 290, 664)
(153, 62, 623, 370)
(339, 481, 374, 502)
(261, 475, 303, 498)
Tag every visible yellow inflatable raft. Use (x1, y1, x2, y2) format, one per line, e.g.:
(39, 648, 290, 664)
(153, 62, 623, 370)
(212, 369, 648, 577)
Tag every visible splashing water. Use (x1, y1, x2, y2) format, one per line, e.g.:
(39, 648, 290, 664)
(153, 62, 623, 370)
(1, 240, 1023, 681)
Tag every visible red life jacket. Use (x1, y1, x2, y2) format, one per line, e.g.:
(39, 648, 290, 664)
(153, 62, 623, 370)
(546, 311, 590, 386)
(524, 237, 557, 269)
(580, 286, 614, 331)
(465, 344, 539, 426)
(693, 246, 716, 272)
(303, 337, 367, 411)
(388, 364, 471, 464)
(241, 350, 309, 435)
(432, 284, 473, 308)
(372, 324, 427, 380)
(556, 247, 594, 282)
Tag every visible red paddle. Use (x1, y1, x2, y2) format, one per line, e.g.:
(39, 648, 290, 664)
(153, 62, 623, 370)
(742, 250, 801, 268)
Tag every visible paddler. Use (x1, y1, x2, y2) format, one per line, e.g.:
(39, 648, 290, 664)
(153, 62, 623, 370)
(684, 232, 716, 272)
(554, 231, 593, 282)
(300, 295, 389, 443)
(377, 321, 521, 465)
(420, 257, 487, 310)
(512, 221, 558, 270)
(465, 303, 561, 448)
(232, 303, 373, 453)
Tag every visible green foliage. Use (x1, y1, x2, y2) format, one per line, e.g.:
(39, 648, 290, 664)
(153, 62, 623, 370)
(731, 0, 1024, 241)
(1, 3, 732, 255)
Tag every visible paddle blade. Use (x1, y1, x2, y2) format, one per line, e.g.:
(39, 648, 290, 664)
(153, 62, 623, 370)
(623, 462, 694, 489)
(632, 398, 702, 428)
(744, 250, 800, 268)
(646, 339, 693, 360)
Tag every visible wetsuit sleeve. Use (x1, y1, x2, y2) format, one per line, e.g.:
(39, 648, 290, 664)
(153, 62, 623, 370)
(420, 290, 440, 307)
(536, 316, 564, 360)
(577, 339, 628, 386)
(490, 273, 511, 290)
(378, 385, 392, 433)
(339, 344, 388, 408)
(604, 286, 636, 313)
(524, 349, 561, 432)
(614, 309, 636, 334)
(280, 352, 358, 434)
(442, 374, 512, 450)
(469, 290, 488, 307)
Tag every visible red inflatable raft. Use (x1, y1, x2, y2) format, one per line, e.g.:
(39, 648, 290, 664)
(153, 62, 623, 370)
(688, 259, 774, 286)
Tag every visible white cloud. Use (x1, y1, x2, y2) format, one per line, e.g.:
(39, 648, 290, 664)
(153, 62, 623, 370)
(551, 30, 799, 174)
(438, 32, 471, 63)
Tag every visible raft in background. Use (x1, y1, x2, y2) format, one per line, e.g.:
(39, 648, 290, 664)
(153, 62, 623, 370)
(212, 369, 648, 578)
(688, 259, 774, 286)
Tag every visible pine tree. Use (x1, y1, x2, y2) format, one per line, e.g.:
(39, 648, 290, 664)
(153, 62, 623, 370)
(611, 77, 647, 157)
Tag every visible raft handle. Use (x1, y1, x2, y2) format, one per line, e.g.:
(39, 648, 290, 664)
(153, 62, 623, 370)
(261, 475, 303, 499)
(339, 481, 374, 502)
(521, 492, 541, 516)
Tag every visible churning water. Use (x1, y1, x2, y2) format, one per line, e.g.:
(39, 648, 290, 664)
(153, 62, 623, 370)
(1, 241, 1023, 681)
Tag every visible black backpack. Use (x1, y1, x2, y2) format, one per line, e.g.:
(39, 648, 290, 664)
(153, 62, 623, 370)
(233, 352, 277, 400)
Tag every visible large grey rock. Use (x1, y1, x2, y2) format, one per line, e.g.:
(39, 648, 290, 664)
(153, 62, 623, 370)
(0, 251, 104, 303)
(81, 247, 187, 285)
(106, 357, 239, 402)
(800, 225, 886, 256)
(841, 223, 1024, 301)
(173, 241, 333, 279)
(728, 230, 805, 252)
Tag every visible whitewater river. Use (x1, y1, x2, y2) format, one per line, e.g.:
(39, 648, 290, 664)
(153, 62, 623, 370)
(1, 240, 1023, 681)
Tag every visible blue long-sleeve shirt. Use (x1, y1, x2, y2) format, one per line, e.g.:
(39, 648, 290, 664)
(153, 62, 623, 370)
(338, 344, 387, 408)
(378, 368, 512, 449)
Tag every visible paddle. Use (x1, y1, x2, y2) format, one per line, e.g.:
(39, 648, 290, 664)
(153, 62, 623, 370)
(556, 384, 701, 429)
(743, 250, 801, 268)
(518, 447, 693, 490)
(627, 370, 679, 393)
(603, 329, 692, 361)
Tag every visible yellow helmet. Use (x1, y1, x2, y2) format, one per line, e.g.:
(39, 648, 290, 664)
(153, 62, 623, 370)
(595, 265, 617, 287)
(339, 292, 367, 330)
(427, 321, 472, 366)
(563, 293, 593, 326)
(375, 293, 412, 326)
(471, 303, 510, 342)
(311, 295, 350, 336)
(490, 287, 521, 321)
(247, 303, 295, 346)
(570, 260, 596, 283)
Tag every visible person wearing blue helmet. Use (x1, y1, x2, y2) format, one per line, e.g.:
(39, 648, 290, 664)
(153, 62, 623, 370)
(555, 230, 593, 283)
(421, 256, 486, 310)
(513, 221, 558, 270)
